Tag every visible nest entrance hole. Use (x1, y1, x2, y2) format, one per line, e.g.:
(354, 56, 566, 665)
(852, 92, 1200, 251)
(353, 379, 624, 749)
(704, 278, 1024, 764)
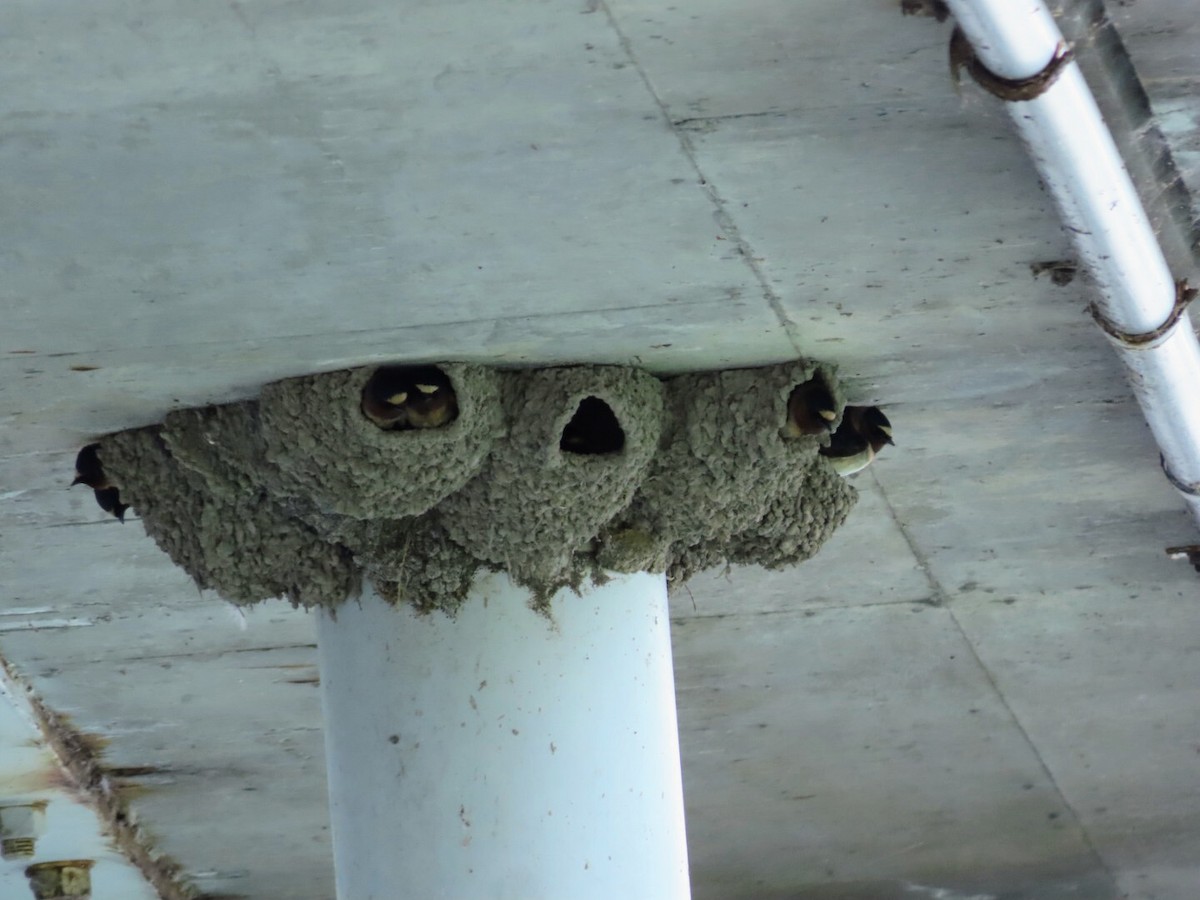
(361, 365, 459, 431)
(560, 396, 625, 456)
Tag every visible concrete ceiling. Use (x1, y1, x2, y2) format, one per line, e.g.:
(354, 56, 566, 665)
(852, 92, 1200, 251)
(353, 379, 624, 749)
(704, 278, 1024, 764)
(2, 1, 1199, 898)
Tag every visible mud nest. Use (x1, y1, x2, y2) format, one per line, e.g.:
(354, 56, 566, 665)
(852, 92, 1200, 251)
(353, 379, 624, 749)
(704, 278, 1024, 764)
(94, 360, 858, 613)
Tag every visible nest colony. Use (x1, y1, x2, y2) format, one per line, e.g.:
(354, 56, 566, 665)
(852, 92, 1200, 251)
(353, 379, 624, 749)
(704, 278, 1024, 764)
(96, 360, 857, 614)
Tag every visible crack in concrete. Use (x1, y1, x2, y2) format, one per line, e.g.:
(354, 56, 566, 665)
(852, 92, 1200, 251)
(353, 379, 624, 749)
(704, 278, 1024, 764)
(670, 595, 938, 623)
(596, 0, 806, 359)
(45, 642, 320, 667)
(869, 469, 1120, 890)
(38, 518, 141, 529)
(6, 297, 732, 364)
(672, 109, 792, 131)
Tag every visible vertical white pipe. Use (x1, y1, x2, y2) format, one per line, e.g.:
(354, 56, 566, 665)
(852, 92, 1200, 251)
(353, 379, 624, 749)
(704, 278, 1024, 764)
(949, 1, 1062, 79)
(946, 0, 1200, 525)
(317, 571, 691, 900)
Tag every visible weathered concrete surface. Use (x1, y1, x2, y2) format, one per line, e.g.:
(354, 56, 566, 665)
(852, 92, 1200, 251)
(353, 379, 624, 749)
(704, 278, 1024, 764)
(3, 0, 1200, 898)
(96, 360, 853, 612)
(0, 657, 159, 899)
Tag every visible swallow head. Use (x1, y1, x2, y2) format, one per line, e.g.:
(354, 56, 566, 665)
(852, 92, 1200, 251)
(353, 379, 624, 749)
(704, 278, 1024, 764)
(362, 367, 416, 429)
(397, 367, 458, 429)
(862, 407, 894, 448)
(405, 370, 458, 428)
(362, 364, 458, 430)
(71, 443, 110, 489)
(807, 382, 838, 421)
(406, 397, 457, 429)
(785, 378, 839, 437)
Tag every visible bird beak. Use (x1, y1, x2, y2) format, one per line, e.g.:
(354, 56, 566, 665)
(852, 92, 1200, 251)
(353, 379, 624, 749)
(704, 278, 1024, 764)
(415, 384, 439, 395)
(70, 475, 83, 487)
(386, 391, 409, 405)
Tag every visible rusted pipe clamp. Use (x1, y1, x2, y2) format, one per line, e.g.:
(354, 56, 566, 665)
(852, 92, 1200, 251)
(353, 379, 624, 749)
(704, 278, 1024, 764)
(1090, 280, 1197, 350)
(1161, 453, 1200, 498)
(949, 26, 1074, 101)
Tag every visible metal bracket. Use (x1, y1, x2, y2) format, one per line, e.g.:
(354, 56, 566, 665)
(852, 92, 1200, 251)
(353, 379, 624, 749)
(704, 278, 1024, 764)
(1161, 453, 1200, 497)
(949, 26, 1074, 101)
(1089, 280, 1197, 350)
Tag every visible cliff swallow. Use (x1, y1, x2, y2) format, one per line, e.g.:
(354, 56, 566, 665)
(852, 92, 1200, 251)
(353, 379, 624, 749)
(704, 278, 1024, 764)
(404, 367, 459, 429)
(361, 368, 412, 429)
(361, 366, 459, 431)
(783, 378, 839, 438)
(819, 405, 894, 477)
(93, 486, 129, 522)
(561, 396, 625, 455)
(70, 443, 110, 490)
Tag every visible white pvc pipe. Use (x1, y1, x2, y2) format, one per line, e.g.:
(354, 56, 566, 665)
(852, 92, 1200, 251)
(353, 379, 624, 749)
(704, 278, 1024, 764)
(948, 1, 1063, 80)
(316, 572, 691, 900)
(947, 0, 1200, 527)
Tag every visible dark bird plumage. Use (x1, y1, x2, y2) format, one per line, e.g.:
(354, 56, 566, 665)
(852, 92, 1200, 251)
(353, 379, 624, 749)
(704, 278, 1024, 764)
(360, 376, 410, 429)
(71, 443, 110, 489)
(784, 378, 839, 438)
(404, 368, 459, 429)
(94, 486, 129, 522)
(819, 405, 894, 476)
(361, 366, 458, 431)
